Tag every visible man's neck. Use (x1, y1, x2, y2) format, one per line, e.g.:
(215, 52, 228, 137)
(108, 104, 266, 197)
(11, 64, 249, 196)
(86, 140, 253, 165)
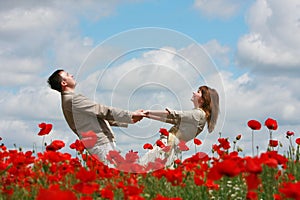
(63, 87, 75, 93)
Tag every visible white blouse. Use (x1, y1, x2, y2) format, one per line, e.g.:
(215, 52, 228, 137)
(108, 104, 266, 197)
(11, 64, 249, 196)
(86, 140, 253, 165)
(165, 108, 207, 142)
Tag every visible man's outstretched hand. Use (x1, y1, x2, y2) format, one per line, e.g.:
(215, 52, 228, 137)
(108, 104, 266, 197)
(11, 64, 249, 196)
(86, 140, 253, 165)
(131, 110, 146, 123)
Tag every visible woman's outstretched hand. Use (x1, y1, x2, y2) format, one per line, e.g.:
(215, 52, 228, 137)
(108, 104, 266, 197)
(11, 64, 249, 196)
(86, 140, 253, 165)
(131, 110, 146, 123)
(142, 110, 150, 118)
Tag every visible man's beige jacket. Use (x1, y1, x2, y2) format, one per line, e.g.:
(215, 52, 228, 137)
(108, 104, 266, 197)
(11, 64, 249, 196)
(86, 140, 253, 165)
(61, 91, 133, 145)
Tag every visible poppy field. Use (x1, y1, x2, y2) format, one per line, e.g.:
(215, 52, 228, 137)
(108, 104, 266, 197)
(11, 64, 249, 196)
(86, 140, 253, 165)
(1, 118, 300, 200)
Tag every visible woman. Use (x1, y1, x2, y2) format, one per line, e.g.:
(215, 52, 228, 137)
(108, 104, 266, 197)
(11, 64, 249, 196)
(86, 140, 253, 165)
(139, 85, 219, 167)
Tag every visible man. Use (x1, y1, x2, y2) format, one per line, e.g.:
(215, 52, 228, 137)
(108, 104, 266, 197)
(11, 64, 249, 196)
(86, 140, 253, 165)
(47, 69, 144, 165)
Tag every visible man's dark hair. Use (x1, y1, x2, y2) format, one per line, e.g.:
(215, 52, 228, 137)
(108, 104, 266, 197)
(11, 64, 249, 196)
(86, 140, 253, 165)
(47, 69, 64, 92)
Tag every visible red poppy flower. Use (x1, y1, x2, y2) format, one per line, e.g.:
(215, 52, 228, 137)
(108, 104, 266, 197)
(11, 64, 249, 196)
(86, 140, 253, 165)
(295, 138, 300, 145)
(36, 184, 77, 200)
(218, 158, 244, 177)
(178, 140, 189, 151)
(76, 168, 96, 183)
(143, 143, 153, 150)
(279, 181, 300, 199)
(174, 159, 181, 165)
(106, 150, 125, 165)
(101, 187, 114, 199)
(265, 118, 278, 130)
(194, 138, 202, 145)
(212, 144, 219, 152)
(125, 150, 139, 163)
(247, 120, 261, 130)
(80, 131, 97, 149)
(286, 131, 295, 136)
(46, 140, 65, 151)
(263, 158, 278, 168)
(38, 122, 53, 136)
(162, 145, 171, 152)
(245, 173, 261, 190)
(261, 151, 288, 166)
(164, 168, 183, 186)
(1, 145, 6, 151)
(288, 174, 296, 181)
(205, 179, 219, 190)
(273, 194, 281, 200)
(154, 194, 182, 200)
(45, 144, 56, 152)
(121, 185, 144, 199)
(244, 157, 262, 174)
(156, 140, 165, 148)
(159, 128, 169, 137)
(269, 140, 279, 147)
(184, 152, 209, 163)
(70, 139, 85, 153)
(218, 138, 231, 150)
(52, 140, 65, 149)
(73, 182, 99, 194)
(147, 158, 166, 171)
(246, 191, 258, 200)
(194, 176, 204, 186)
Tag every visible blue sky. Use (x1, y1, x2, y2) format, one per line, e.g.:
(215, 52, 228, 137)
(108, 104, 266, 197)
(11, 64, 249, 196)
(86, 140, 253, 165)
(0, 0, 300, 158)
(80, 1, 248, 47)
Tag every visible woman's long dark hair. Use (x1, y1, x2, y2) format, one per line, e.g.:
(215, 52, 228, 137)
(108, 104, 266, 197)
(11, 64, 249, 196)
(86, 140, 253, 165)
(198, 86, 219, 133)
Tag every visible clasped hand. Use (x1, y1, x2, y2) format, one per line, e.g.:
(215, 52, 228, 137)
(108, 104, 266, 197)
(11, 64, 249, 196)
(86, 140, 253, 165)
(131, 110, 151, 123)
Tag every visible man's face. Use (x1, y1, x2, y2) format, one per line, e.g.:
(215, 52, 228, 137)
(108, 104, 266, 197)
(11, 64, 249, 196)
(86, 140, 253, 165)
(59, 71, 76, 89)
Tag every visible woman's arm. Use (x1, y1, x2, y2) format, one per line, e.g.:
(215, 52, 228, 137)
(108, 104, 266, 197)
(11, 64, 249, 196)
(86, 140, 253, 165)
(144, 109, 177, 124)
(144, 110, 168, 117)
(146, 114, 168, 123)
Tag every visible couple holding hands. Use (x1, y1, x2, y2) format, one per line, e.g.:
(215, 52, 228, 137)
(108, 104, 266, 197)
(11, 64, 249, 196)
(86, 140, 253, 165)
(48, 69, 219, 167)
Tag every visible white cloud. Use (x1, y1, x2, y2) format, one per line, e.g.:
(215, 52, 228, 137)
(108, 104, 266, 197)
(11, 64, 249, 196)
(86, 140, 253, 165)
(224, 0, 300, 156)
(75, 44, 225, 112)
(71, 42, 228, 156)
(0, 7, 61, 33)
(0, 118, 77, 153)
(83, 37, 94, 47)
(229, 1, 300, 155)
(0, 1, 139, 88)
(0, 1, 132, 21)
(193, 0, 243, 19)
(0, 86, 62, 121)
(1, 0, 299, 159)
(221, 69, 300, 124)
(237, 0, 300, 71)
(0, 57, 44, 86)
(214, 69, 300, 155)
(203, 39, 231, 67)
(0, 0, 145, 154)
(0, 120, 40, 148)
(0, 6, 75, 88)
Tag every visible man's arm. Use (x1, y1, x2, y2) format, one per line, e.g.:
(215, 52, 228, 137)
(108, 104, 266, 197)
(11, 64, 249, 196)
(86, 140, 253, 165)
(74, 94, 143, 124)
(110, 121, 132, 127)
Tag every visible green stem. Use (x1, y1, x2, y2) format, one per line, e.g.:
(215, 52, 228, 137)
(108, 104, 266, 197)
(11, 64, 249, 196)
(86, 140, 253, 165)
(42, 135, 45, 152)
(233, 141, 236, 152)
(289, 137, 295, 160)
(252, 130, 254, 157)
(269, 130, 273, 151)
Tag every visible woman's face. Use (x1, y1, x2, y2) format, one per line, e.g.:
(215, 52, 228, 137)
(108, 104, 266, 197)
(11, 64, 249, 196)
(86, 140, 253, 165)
(191, 90, 203, 107)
